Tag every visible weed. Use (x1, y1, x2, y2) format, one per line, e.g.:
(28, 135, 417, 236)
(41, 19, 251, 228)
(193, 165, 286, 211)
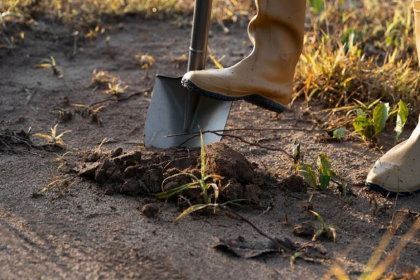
(155, 131, 222, 219)
(310, 210, 336, 242)
(90, 69, 116, 88)
(104, 78, 127, 100)
(52, 151, 72, 171)
(340, 99, 409, 142)
(136, 53, 155, 69)
(38, 174, 78, 199)
(36, 56, 63, 78)
(84, 25, 104, 41)
(73, 103, 105, 126)
(53, 107, 73, 123)
(33, 124, 72, 148)
(323, 213, 420, 280)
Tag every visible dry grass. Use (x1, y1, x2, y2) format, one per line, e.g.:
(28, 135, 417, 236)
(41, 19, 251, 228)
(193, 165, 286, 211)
(1, 0, 419, 120)
(294, 0, 420, 123)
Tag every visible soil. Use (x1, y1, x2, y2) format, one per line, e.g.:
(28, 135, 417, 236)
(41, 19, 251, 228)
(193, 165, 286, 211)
(1, 16, 420, 280)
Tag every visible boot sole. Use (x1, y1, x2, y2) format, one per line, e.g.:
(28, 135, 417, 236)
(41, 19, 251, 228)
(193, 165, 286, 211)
(182, 79, 286, 114)
(365, 182, 420, 197)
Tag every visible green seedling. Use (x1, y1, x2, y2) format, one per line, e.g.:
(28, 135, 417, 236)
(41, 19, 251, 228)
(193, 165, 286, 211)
(310, 210, 336, 242)
(350, 100, 390, 141)
(347, 99, 408, 142)
(298, 153, 333, 191)
(294, 140, 346, 192)
(33, 124, 72, 148)
(332, 127, 346, 139)
(155, 131, 222, 220)
(36, 56, 63, 78)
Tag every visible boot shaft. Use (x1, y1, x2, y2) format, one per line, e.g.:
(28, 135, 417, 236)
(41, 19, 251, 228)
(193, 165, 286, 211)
(414, 1, 420, 65)
(248, 0, 306, 55)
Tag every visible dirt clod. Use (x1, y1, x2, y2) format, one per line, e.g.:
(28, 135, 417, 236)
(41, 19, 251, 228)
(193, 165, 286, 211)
(243, 184, 262, 204)
(141, 203, 160, 218)
(78, 143, 272, 204)
(120, 179, 140, 196)
(205, 143, 256, 184)
(281, 175, 309, 193)
(141, 169, 163, 194)
(293, 221, 315, 237)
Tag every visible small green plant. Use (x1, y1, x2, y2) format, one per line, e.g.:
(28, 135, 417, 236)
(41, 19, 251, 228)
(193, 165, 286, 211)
(299, 153, 332, 191)
(36, 56, 63, 79)
(155, 131, 222, 220)
(33, 124, 72, 148)
(293, 140, 347, 193)
(347, 99, 409, 142)
(310, 210, 336, 242)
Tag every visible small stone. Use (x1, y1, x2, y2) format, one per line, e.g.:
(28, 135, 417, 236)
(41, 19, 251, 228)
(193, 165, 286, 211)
(141, 203, 160, 218)
(293, 221, 315, 237)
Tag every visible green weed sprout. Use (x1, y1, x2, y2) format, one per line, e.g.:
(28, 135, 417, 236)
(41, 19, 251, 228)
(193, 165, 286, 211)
(155, 131, 222, 220)
(310, 210, 336, 242)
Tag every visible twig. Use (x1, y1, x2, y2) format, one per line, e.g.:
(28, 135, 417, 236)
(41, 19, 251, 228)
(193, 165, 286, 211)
(177, 131, 292, 159)
(167, 126, 328, 137)
(219, 205, 293, 254)
(25, 88, 37, 106)
(71, 33, 79, 59)
(0, 133, 43, 151)
(0, 137, 14, 152)
(82, 88, 153, 114)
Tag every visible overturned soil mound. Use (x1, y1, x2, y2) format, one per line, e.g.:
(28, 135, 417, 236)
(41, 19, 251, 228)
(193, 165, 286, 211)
(77, 142, 308, 205)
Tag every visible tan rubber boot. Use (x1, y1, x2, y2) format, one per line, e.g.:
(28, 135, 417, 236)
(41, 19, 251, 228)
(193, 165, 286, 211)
(365, 1, 420, 196)
(366, 117, 420, 195)
(181, 0, 306, 113)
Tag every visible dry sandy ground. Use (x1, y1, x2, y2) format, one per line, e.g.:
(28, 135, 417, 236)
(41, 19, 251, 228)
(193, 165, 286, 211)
(0, 17, 419, 280)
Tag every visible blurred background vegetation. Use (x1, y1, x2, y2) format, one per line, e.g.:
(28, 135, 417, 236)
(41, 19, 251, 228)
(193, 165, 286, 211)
(1, 0, 419, 130)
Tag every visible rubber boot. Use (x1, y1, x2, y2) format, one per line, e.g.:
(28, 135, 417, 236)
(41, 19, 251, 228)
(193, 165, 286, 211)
(365, 1, 420, 196)
(181, 0, 306, 113)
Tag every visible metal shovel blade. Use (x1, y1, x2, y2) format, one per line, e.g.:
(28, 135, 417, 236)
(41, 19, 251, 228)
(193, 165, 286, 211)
(144, 0, 231, 149)
(144, 75, 231, 149)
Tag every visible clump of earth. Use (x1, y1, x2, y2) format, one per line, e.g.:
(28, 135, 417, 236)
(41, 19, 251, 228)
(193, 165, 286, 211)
(76, 142, 309, 205)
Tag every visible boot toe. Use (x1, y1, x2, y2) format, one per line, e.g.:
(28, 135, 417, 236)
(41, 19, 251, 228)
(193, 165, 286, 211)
(366, 160, 420, 196)
(181, 70, 246, 101)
